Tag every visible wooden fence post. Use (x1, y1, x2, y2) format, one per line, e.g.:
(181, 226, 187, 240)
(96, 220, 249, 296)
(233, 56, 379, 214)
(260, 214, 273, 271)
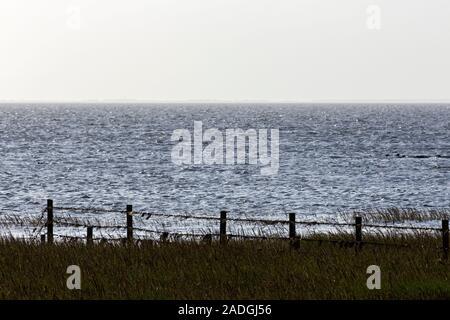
(443, 219, 449, 260)
(87, 226, 93, 245)
(289, 213, 296, 240)
(289, 213, 300, 249)
(40, 234, 46, 243)
(220, 210, 227, 244)
(355, 216, 362, 243)
(47, 199, 53, 244)
(126, 205, 133, 242)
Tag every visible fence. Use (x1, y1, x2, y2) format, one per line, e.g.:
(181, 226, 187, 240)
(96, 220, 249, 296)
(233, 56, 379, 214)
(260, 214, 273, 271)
(36, 199, 450, 259)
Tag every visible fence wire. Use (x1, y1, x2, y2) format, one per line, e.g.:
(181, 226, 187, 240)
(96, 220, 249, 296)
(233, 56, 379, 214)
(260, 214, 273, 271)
(1, 205, 447, 248)
(47, 206, 444, 231)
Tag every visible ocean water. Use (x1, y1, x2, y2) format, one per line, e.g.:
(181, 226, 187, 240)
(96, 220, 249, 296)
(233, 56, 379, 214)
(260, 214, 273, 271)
(0, 103, 449, 236)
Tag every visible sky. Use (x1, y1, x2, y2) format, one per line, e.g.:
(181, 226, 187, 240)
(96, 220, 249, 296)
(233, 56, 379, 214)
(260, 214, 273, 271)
(1, 0, 450, 102)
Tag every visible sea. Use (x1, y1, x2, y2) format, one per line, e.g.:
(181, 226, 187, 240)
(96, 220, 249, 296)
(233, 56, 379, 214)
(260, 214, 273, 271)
(1, 103, 449, 238)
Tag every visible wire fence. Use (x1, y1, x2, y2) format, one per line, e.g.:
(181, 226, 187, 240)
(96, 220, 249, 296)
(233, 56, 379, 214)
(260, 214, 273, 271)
(48, 206, 445, 231)
(0, 200, 448, 258)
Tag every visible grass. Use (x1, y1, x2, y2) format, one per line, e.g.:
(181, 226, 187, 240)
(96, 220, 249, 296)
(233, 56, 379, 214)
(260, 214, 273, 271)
(339, 207, 449, 223)
(0, 233, 448, 300)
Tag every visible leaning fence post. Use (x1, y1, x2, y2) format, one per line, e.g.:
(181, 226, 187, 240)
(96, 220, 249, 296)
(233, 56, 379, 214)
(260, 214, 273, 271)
(220, 210, 227, 244)
(355, 216, 362, 243)
(47, 199, 53, 244)
(443, 219, 449, 260)
(126, 205, 133, 242)
(87, 226, 93, 245)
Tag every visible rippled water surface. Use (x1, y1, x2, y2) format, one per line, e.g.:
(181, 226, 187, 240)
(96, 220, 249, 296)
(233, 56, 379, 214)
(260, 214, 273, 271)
(1, 103, 449, 221)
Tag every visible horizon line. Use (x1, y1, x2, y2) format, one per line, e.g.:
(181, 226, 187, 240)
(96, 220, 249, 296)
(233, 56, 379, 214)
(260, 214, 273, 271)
(1, 99, 450, 104)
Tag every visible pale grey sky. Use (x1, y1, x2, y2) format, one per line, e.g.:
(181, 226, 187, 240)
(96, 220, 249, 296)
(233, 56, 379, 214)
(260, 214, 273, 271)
(1, 0, 449, 102)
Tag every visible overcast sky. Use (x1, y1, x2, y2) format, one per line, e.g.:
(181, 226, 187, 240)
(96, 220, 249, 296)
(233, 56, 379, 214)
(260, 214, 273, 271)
(1, 0, 449, 102)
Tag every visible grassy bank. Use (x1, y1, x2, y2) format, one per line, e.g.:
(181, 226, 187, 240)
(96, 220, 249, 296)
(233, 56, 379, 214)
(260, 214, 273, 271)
(0, 234, 448, 299)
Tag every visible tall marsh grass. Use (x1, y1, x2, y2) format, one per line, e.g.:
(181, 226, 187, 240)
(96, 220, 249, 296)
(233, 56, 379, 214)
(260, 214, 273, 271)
(0, 233, 448, 299)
